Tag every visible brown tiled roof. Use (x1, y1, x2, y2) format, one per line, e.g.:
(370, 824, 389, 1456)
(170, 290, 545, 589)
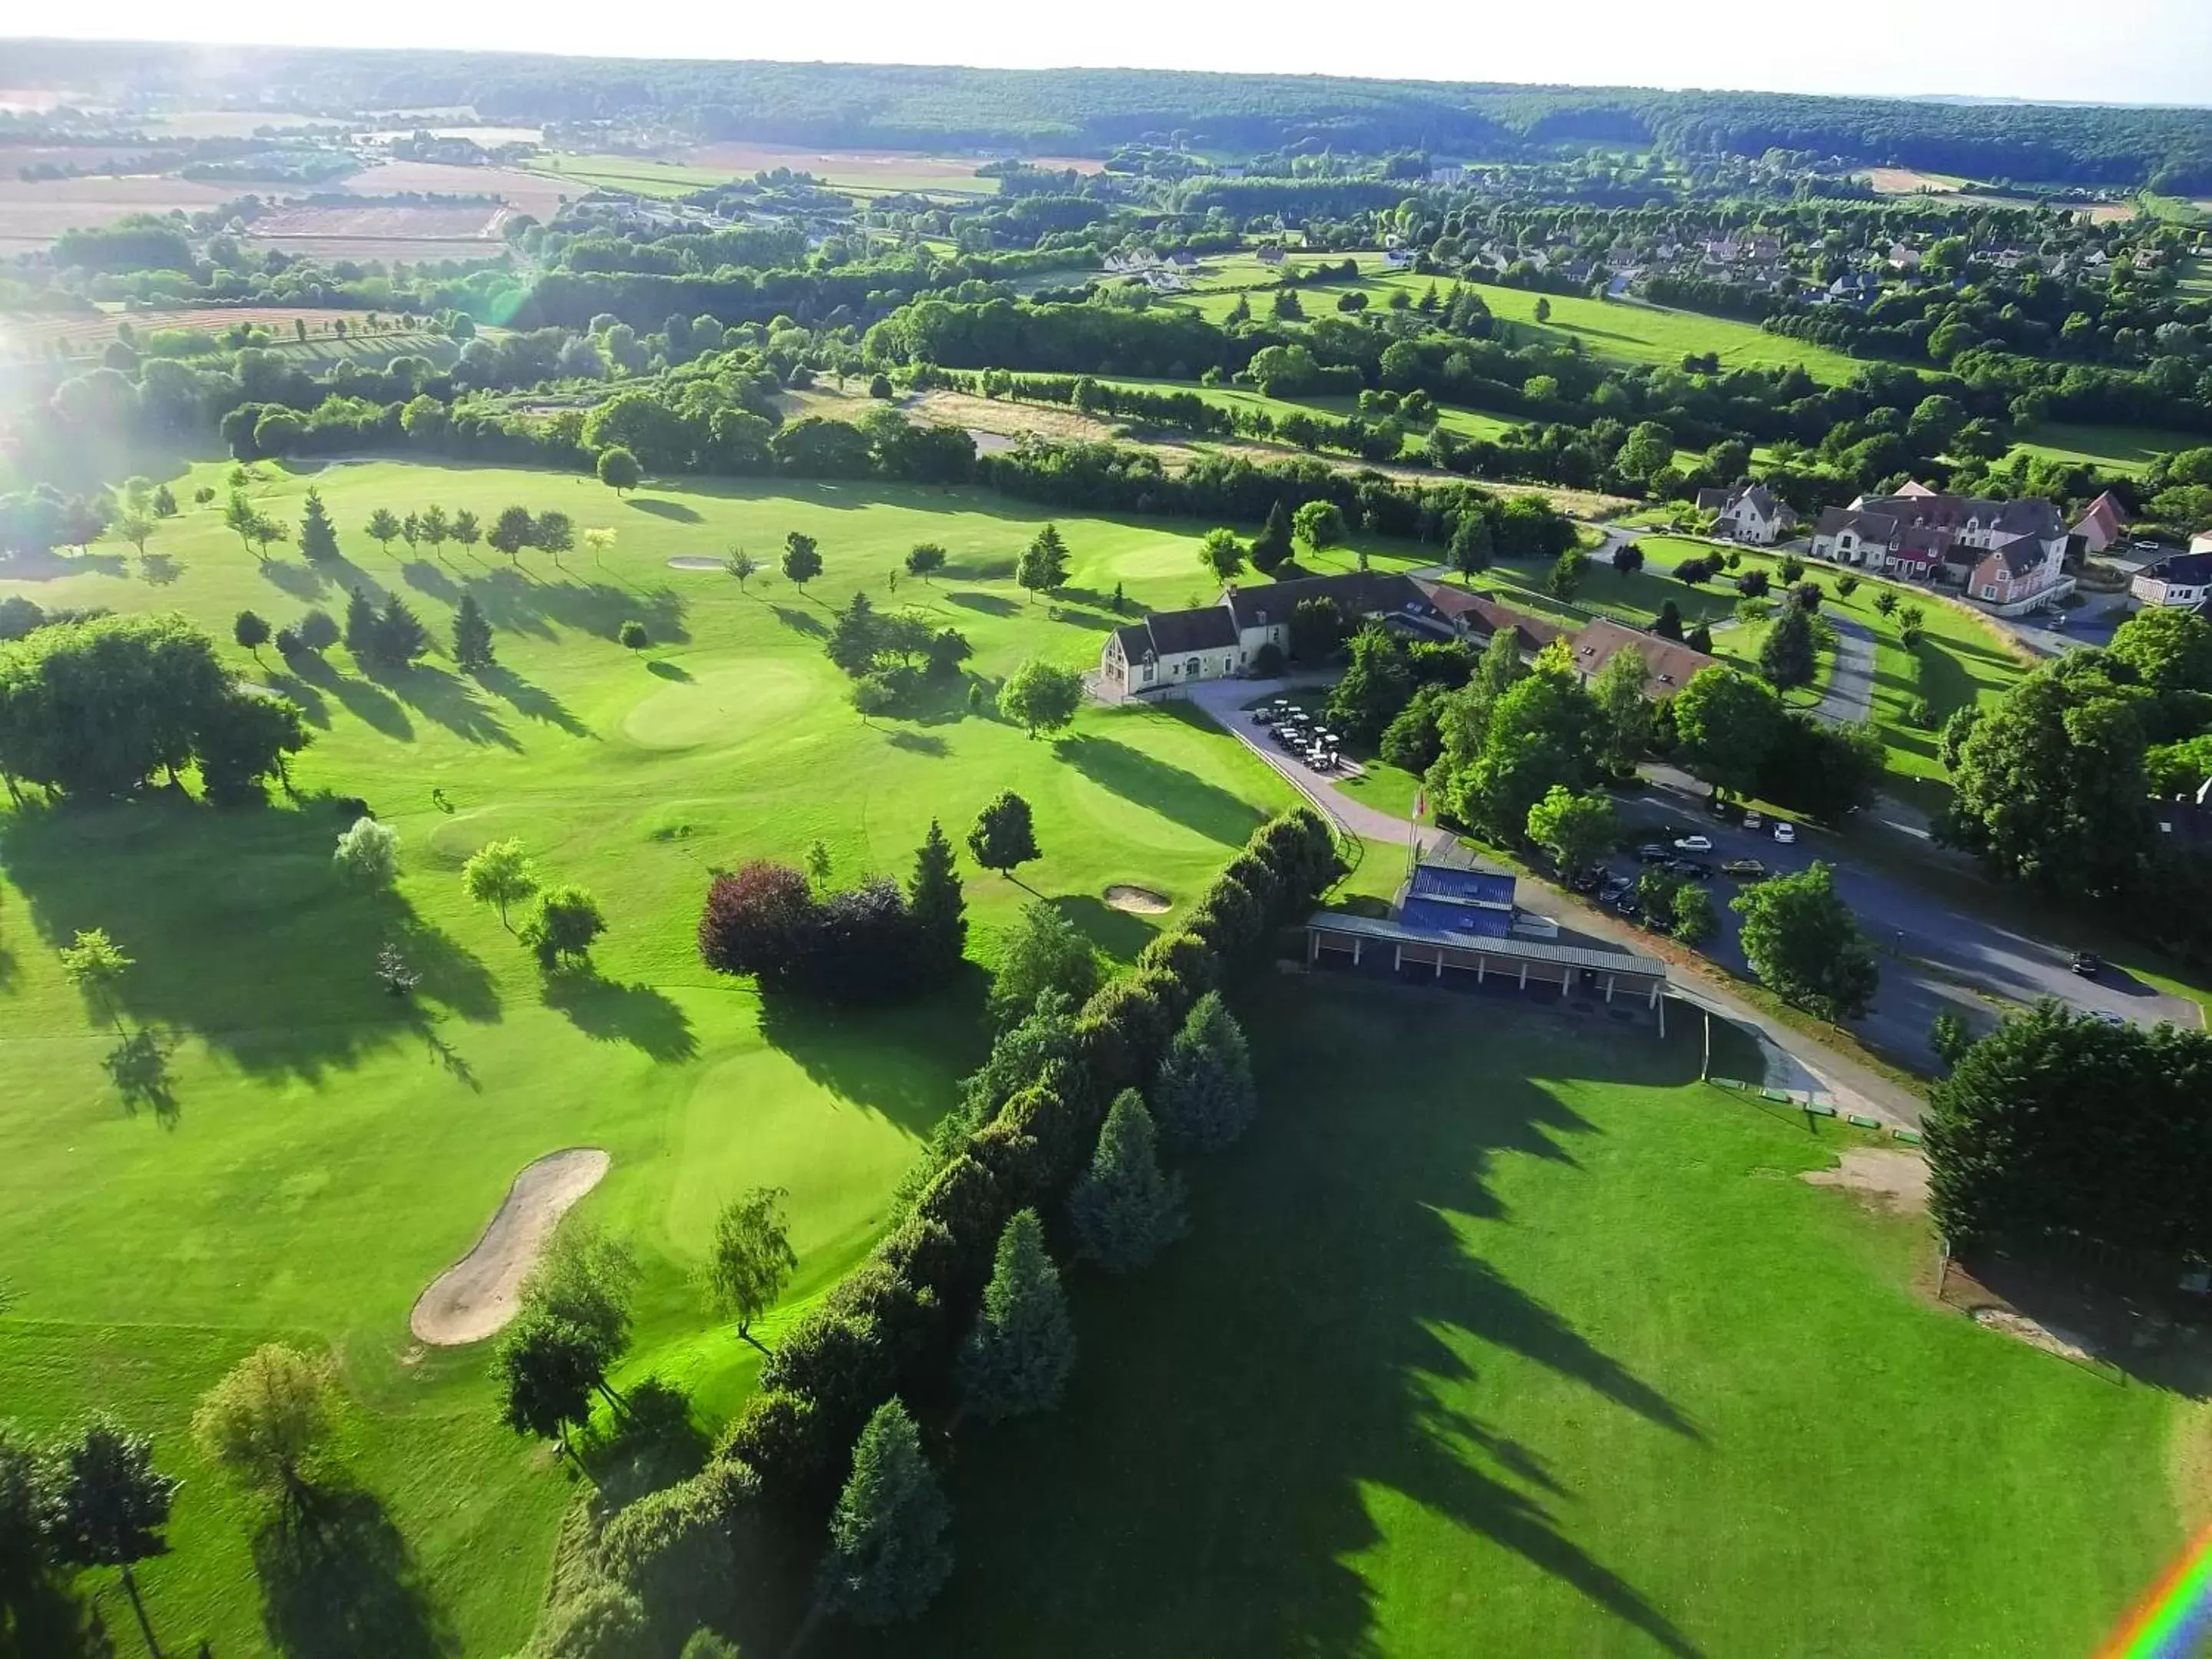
(1568, 618, 1719, 694)
(1412, 581, 1571, 651)
(1220, 571, 1419, 632)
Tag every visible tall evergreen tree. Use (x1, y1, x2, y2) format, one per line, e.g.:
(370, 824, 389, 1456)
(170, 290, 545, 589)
(907, 820, 967, 972)
(375, 594, 429, 668)
(343, 586, 379, 661)
(452, 592, 495, 672)
(1154, 991, 1257, 1151)
(296, 487, 340, 561)
(1251, 500, 1294, 573)
(958, 1209, 1075, 1422)
(817, 1399, 952, 1626)
(1069, 1090, 1185, 1272)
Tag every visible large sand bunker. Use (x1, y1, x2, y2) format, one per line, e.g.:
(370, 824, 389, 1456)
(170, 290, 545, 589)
(410, 1149, 611, 1346)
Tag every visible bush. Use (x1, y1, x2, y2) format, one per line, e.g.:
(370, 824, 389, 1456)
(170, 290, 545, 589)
(1249, 641, 1286, 677)
(698, 860, 931, 1005)
(618, 621, 649, 650)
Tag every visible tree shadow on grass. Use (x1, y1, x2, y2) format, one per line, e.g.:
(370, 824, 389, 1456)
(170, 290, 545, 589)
(1047, 892, 1161, 963)
(647, 658, 694, 682)
(541, 969, 698, 1063)
(281, 651, 414, 742)
(882, 728, 949, 757)
(945, 590, 1018, 618)
(628, 497, 703, 523)
(399, 559, 462, 604)
(265, 667, 332, 729)
(258, 558, 333, 601)
(770, 604, 828, 639)
(101, 1026, 180, 1125)
(476, 664, 594, 740)
(469, 568, 690, 645)
(754, 980, 988, 1135)
(253, 1486, 457, 1659)
(371, 662, 520, 752)
(0, 796, 500, 1081)
(138, 552, 181, 587)
(1056, 733, 1267, 847)
(820, 975, 1704, 1659)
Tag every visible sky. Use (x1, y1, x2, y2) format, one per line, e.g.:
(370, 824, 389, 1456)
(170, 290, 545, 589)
(15, 0, 2212, 108)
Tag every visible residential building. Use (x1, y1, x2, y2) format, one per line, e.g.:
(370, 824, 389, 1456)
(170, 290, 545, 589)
(2132, 552, 2212, 611)
(1100, 607, 1241, 697)
(1811, 486, 2071, 612)
(1255, 243, 1286, 266)
(1566, 619, 1720, 697)
(2190, 531, 2212, 556)
(1694, 482, 1796, 545)
(2072, 489, 2127, 555)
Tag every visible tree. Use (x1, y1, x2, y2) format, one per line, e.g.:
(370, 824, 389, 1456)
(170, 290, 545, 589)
(233, 609, 270, 660)
(1441, 645, 1603, 839)
(334, 816, 400, 886)
(1611, 539, 1645, 577)
(1545, 548, 1588, 602)
(1015, 524, 1070, 601)
(907, 819, 968, 975)
(1731, 861, 1879, 1020)
(374, 594, 429, 668)
(462, 838, 538, 930)
(522, 885, 607, 970)
(1671, 884, 1717, 947)
(618, 620, 649, 651)
(1835, 573, 1859, 599)
(1525, 786, 1616, 875)
(959, 1209, 1075, 1422)
(223, 488, 260, 553)
(1672, 666, 1782, 798)
(905, 542, 947, 581)
(2109, 607, 2212, 694)
(297, 488, 339, 561)
(151, 483, 177, 517)
(452, 509, 481, 553)
(596, 445, 643, 495)
(816, 1398, 952, 1625)
(1590, 645, 1651, 773)
(117, 509, 154, 557)
(826, 592, 883, 678)
(996, 659, 1083, 739)
(969, 792, 1040, 877)
(706, 1187, 797, 1355)
(0, 1422, 51, 1598)
(1873, 588, 1899, 618)
(1325, 624, 1415, 744)
(494, 1309, 602, 1462)
(58, 928, 132, 1028)
(781, 531, 823, 591)
(534, 511, 575, 565)
(1654, 599, 1684, 641)
(295, 608, 338, 654)
(1155, 990, 1256, 1151)
(1533, 296, 1552, 323)
(1931, 1010, 1975, 1069)
(1737, 568, 1772, 600)
(50, 1415, 178, 1658)
(365, 508, 402, 551)
(343, 586, 379, 659)
(419, 504, 450, 554)
(1293, 499, 1346, 551)
(1252, 501, 1294, 573)
(1069, 1088, 1184, 1272)
(400, 511, 421, 550)
(192, 1344, 338, 1517)
(1449, 511, 1494, 578)
(988, 899, 1099, 1028)
(1197, 527, 1245, 584)
(452, 592, 495, 671)
(1760, 604, 1818, 690)
(488, 505, 535, 563)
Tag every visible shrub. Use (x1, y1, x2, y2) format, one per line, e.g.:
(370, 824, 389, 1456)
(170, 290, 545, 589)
(618, 621, 649, 650)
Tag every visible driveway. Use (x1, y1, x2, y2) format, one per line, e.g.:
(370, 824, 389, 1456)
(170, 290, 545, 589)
(1814, 612, 1876, 724)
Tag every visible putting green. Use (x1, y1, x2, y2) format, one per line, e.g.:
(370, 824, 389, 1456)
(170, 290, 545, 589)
(619, 661, 816, 750)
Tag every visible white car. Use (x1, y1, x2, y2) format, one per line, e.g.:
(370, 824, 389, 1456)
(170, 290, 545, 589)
(1673, 835, 1713, 853)
(1773, 821, 1797, 845)
(1742, 811, 1764, 831)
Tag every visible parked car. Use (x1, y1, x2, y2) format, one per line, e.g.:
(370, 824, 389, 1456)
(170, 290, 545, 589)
(1568, 868, 1602, 894)
(1742, 811, 1764, 831)
(1772, 822, 1797, 845)
(1674, 860, 1714, 880)
(1636, 843, 1673, 863)
(1721, 858, 1767, 879)
(1673, 835, 1713, 853)
(2069, 950, 2101, 977)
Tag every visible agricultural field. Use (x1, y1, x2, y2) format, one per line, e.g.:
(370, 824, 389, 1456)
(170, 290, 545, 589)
(529, 153, 740, 201)
(1167, 270, 1873, 386)
(0, 457, 1323, 1657)
(2008, 420, 2203, 474)
(815, 975, 2196, 1659)
(0, 171, 240, 253)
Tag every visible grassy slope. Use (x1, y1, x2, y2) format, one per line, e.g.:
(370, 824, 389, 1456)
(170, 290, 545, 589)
(0, 459, 1304, 1656)
(822, 975, 2184, 1659)
(2008, 421, 2204, 475)
(1094, 375, 1523, 449)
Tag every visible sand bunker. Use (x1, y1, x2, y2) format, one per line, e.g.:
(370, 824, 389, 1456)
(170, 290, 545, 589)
(410, 1149, 611, 1346)
(666, 555, 724, 571)
(1104, 884, 1171, 914)
(1800, 1147, 1928, 1214)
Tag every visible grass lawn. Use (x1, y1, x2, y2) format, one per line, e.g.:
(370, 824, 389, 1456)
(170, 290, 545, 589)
(2008, 421, 2202, 475)
(0, 459, 1309, 1656)
(1172, 272, 1870, 386)
(819, 974, 2191, 1658)
(528, 153, 737, 200)
(1079, 376, 1524, 457)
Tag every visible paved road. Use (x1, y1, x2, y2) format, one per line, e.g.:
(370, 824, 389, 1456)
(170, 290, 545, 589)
(1184, 677, 1444, 848)
(1814, 612, 1876, 724)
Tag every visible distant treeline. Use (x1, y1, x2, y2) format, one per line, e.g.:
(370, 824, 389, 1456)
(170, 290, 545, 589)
(17, 42, 2212, 188)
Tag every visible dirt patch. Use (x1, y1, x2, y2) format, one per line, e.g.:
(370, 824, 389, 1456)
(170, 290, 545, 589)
(908, 388, 1121, 445)
(249, 202, 505, 240)
(1972, 1306, 2102, 1365)
(1105, 884, 1172, 914)
(1801, 1147, 1928, 1213)
(2172, 1404, 2212, 1525)
(333, 161, 574, 218)
(409, 1148, 611, 1345)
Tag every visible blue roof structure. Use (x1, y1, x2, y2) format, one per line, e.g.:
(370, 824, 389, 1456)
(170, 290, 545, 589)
(1400, 859, 1517, 939)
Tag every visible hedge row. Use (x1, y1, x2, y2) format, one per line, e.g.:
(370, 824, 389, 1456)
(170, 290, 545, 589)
(715, 805, 1342, 1516)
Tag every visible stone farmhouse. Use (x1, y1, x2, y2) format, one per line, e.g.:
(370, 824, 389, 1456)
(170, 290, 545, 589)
(1098, 571, 1717, 700)
(1694, 482, 1796, 545)
(1809, 483, 2072, 614)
